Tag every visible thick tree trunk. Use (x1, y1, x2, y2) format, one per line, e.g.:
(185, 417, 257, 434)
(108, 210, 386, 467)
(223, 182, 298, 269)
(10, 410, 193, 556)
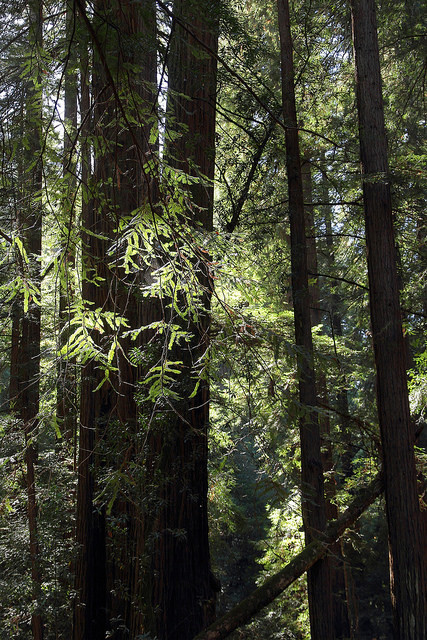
(276, 2, 333, 638)
(73, 1, 157, 638)
(350, 0, 426, 637)
(144, 3, 219, 638)
(194, 473, 384, 640)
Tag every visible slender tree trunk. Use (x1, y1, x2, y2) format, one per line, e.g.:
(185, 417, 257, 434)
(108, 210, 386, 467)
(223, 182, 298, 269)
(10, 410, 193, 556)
(302, 158, 351, 639)
(350, 0, 426, 637)
(276, 2, 333, 638)
(144, 2, 219, 638)
(18, 2, 44, 638)
(57, 0, 78, 443)
(73, 5, 100, 636)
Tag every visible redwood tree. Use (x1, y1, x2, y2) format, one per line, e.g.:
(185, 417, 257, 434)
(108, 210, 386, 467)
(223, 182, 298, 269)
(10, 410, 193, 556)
(73, 1, 157, 637)
(72, 0, 218, 636)
(276, 1, 333, 637)
(16, 2, 44, 638)
(144, 1, 220, 637)
(351, 0, 426, 637)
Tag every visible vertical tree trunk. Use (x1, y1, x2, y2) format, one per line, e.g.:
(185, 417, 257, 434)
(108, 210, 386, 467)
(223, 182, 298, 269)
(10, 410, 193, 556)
(276, 2, 333, 638)
(73, 1, 157, 638)
(302, 159, 351, 639)
(145, 2, 219, 638)
(18, 1, 44, 638)
(350, 0, 426, 637)
(321, 168, 358, 637)
(72, 4, 101, 635)
(57, 0, 78, 443)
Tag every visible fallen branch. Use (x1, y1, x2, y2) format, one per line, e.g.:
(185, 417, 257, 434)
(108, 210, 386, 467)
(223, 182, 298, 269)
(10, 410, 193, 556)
(195, 472, 383, 640)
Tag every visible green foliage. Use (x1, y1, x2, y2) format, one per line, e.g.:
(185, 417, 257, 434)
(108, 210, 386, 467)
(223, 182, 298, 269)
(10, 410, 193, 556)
(409, 349, 427, 418)
(0, 417, 75, 639)
(0, 0, 424, 637)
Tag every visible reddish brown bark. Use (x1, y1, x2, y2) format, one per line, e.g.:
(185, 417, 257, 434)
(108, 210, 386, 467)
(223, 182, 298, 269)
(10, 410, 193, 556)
(73, 1, 157, 638)
(144, 2, 219, 638)
(16, 2, 44, 638)
(277, 2, 333, 637)
(351, 0, 426, 637)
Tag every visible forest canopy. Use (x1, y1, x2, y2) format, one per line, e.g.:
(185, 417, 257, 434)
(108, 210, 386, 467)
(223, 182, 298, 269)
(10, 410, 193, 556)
(0, 0, 425, 639)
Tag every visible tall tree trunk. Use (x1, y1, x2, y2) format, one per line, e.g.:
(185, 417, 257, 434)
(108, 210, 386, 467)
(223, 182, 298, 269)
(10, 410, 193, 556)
(321, 167, 358, 637)
(73, 1, 157, 638)
(322, 170, 354, 485)
(144, 2, 219, 638)
(57, 0, 78, 444)
(18, 1, 44, 638)
(350, 0, 426, 637)
(302, 158, 351, 639)
(276, 2, 333, 638)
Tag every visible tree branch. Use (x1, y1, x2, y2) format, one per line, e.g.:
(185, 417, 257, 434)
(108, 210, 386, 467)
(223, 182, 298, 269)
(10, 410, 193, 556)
(226, 125, 274, 232)
(156, 0, 342, 149)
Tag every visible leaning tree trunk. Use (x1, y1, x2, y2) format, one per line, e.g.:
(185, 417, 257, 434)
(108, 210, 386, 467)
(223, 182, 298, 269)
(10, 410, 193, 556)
(276, 2, 333, 638)
(194, 473, 384, 640)
(350, 0, 426, 637)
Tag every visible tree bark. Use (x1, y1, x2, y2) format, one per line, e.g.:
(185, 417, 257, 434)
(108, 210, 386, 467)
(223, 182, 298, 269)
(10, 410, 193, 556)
(194, 473, 384, 640)
(18, 2, 44, 638)
(277, 2, 333, 638)
(350, 0, 426, 637)
(57, 0, 78, 444)
(73, 1, 157, 638)
(144, 2, 219, 638)
(302, 158, 351, 639)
